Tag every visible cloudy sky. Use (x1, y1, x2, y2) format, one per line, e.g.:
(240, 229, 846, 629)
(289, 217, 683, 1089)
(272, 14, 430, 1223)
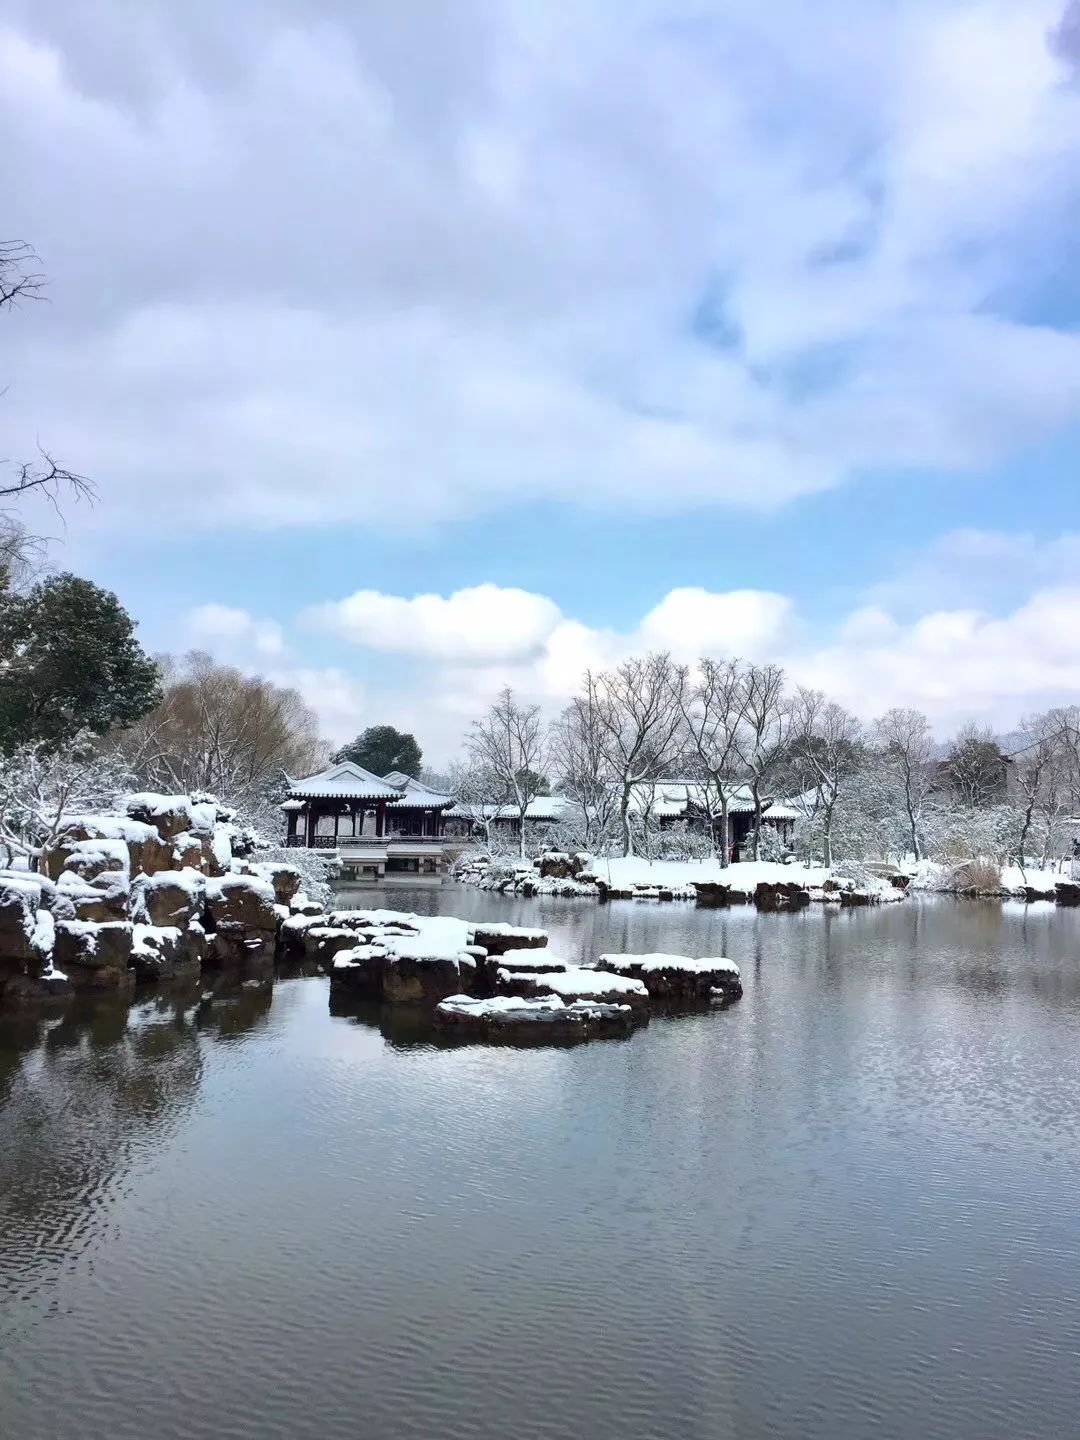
(3, 0, 1080, 760)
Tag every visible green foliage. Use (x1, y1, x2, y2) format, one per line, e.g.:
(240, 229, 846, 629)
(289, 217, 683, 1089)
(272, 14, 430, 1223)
(514, 767, 550, 798)
(0, 572, 161, 754)
(332, 724, 422, 778)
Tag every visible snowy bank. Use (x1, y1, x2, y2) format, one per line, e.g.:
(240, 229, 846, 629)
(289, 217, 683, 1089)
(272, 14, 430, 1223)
(455, 853, 903, 909)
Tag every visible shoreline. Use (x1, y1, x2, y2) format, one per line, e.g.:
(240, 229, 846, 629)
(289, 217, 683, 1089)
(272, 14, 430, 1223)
(452, 853, 1080, 910)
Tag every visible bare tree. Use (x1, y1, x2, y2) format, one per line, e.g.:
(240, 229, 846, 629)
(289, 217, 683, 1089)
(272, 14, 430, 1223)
(674, 656, 747, 867)
(447, 755, 502, 850)
(1011, 710, 1075, 867)
(790, 689, 863, 867)
(872, 707, 936, 861)
(0, 240, 93, 581)
(736, 662, 788, 860)
(589, 653, 685, 857)
(113, 651, 326, 813)
(551, 689, 620, 852)
(465, 686, 548, 859)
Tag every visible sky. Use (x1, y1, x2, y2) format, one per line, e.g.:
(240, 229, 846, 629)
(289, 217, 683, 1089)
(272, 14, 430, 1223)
(3, 0, 1080, 763)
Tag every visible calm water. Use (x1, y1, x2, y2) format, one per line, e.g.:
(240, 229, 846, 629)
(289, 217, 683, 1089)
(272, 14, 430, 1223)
(2, 888, 1080, 1440)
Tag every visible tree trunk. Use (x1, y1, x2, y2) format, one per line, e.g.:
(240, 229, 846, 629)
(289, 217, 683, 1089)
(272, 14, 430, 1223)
(751, 781, 763, 861)
(907, 804, 920, 862)
(518, 809, 527, 860)
(717, 797, 730, 869)
(822, 812, 833, 869)
(620, 784, 634, 856)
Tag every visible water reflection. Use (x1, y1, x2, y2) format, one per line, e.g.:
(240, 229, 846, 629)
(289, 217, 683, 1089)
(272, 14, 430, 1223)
(1, 892, 1079, 1440)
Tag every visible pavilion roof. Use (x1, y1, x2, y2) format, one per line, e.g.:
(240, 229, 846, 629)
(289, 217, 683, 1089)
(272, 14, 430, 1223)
(285, 761, 402, 801)
(384, 774, 455, 809)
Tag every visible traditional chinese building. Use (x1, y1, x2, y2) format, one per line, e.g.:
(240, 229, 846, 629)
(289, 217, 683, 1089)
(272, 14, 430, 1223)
(283, 762, 456, 879)
(628, 780, 799, 857)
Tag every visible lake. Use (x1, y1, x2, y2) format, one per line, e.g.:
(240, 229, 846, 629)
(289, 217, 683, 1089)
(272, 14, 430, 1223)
(2, 886, 1079, 1440)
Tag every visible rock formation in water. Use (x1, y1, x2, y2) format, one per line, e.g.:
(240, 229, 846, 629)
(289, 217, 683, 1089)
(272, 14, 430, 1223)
(0, 792, 307, 1007)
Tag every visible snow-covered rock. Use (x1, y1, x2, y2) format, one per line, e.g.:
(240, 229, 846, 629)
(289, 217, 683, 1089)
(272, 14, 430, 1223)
(204, 873, 279, 967)
(467, 922, 548, 956)
(123, 793, 196, 840)
(595, 953, 743, 1004)
(53, 919, 134, 990)
(498, 965, 650, 1007)
(435, 992, 642, 1044)
(130, 867, 206, 928)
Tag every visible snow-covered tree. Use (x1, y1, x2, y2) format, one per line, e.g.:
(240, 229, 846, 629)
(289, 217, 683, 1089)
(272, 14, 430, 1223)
(1011, 711, 1076, 866)
(789, 689, 864, 867)
(673, 656, 748, 867)
(588, 654, 686, 857)
(0, 733, 135, 865)
(464, 687, 548, 859)
(872, 707, 937, 861)
(943, 722, 1008, 808)
(0, 573, 161, 754)
(551, 693, 620, 852)
(447, 756, 502, 850)
(735, 662, 789, 860)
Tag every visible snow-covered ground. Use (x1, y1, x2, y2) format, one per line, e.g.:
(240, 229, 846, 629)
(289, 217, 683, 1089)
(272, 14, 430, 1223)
(906, 859, 1074, 897)
(580, 856, 833, 891)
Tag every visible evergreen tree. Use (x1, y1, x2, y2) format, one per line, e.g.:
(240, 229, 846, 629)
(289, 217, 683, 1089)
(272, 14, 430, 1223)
(0, 573, 161, 753)
(332, 724, 422, 777)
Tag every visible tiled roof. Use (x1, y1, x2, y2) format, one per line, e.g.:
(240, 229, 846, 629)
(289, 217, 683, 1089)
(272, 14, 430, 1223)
(286, 762, 402, 800)
(384, 774, 455, 808)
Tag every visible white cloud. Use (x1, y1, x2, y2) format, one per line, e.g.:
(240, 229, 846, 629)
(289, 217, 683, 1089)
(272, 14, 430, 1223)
(305, 583, 563, 663)
(187, 603, 285, 657)
(789, 586, 1080, 728)
(266, 666, 367, 745)
(182, 542, 1080, 759)
(637, 588, 793, 659)
(3, 1, 1080, 539)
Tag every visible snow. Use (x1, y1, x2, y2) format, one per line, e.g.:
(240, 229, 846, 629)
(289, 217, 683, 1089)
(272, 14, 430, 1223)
(206, 873, 275, 905)
(132, 924, 181, 954)
(60, 837, 131, 875)
(30, 908, 55, 959)
(124, 793, 193, 825)
(62, 815, 160, 845)
(597, 952, 740, 976)
(211, 824, 235, 870)
(582, 857, 833, 891)
(189, 802, 218, 836)
(437, 993, 567, 1017)
(329, 908, 475, 969)
(467, 922, 547, 941)
(1000, 865, 1064, 895)
(500, 966, 648, 998)
(138, 866, 205, 896)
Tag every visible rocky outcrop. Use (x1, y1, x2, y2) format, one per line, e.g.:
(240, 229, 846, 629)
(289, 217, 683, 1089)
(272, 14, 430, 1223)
(204, 874, 278, 967)
(468, 923, 548, 957)
(595, 952, 743, 1005)
(754, 881, 811, 911)
(691, 882, 753, 907)
(434, 993, 642, 1045)
(53, 919, 134, 991)
(497, 965, 650, 1009)
(331, 942, 477, 1004)
(131, 869, 205, 928)
(1, 793, 334, 1008)
(1056, 882, 1080, 907)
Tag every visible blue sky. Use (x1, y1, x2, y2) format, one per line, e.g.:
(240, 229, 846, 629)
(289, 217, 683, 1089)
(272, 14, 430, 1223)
(3, 0, 1080, 760)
